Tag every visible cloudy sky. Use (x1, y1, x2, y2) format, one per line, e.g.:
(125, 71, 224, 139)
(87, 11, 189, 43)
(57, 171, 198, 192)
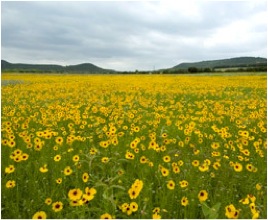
(1, 0, 267, 71)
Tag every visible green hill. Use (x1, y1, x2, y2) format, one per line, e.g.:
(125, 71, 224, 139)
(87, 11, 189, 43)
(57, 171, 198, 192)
(1, 60, 114, 73)
(2, 56, 267, 74)
(171, 57, 267, 70)
(64, 63, 114, 73)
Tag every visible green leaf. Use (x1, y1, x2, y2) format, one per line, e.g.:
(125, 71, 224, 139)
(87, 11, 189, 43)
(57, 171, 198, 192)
(201, 202, 211, 217)
(201, 202, 221, 219)
(109, 184, 125, 190)
(212, 202, 221, 212)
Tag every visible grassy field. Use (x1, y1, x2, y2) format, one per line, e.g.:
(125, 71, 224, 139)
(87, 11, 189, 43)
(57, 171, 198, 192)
(1, 73, 267, 219)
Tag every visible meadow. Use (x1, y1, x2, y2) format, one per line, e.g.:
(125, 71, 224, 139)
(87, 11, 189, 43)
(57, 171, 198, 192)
(1, 73, 267, 219)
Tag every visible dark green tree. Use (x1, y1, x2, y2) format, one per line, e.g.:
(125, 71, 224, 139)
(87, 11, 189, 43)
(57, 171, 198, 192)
(188, 67, 198, 73)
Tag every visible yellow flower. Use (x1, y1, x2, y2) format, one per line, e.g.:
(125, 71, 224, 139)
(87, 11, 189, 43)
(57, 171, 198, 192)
(152, 213, 161, 219)
(149, 140, 157, 149)
(247, 194, 256, 203)
(67, 147, 74, 152)
(172, 165, 180, 174)
(32, 211, 47, 219)
(193, 149, 200, 155)
(69, 200, 83, 207)
(55, 136, 63, 145)
(130, 140, 138, 149)
(210, 172, 215, 178)
(101, 157, 109, 163)
(238, 130, 249, 138)
(63, 166, 73, 176)
(121, 202, 129, 213)
(21, 153, 29, 161)
(225, 204, 239, 219)
(54, 155, 61, 162)
(211, 142, 220, 149)
(13, 155, 22, 163)
(249, 202, 258, 214)
(5, 165, 15, 174)
(161, 133, 168, 138)
(89, 147, 98, 155)
(100, 213, 113, 219)
(198, 190, 208, 202)
(83, 187, 97, 201)
(198, 164, 209, 172)
(118, 169, 124, 176)
(68, 188, 83, 201)
(34, 143, 43, 151)
(241, 149, 250, 156)
(130, 201, 138, 212)
(160, 166, 169, 177)
(233, 162, 243, 172)
(99, 141, 109, 148)
(52, 201, 63, 212)
(181, 196, 189, 206)
(163, 155, 171, 163)
(256, 183, 262, 191)
(39, 164, 48, 173)
(128, 188, 138, 200)
(239, 197, 249, 205)
(179, 180, 189, 188)
(82, 172, 89, 183)
(153, 207, 161, 214)
(148, 162, 154, 167)
(125, 204, 133, 216)
(6, 180, 16, 188)
(213, 161, 221, 170)
(204, 159, 211, 165)
(192, 160, 200, 167)
(14, 149, 22, 156)
(128, 179, 143, 199)
(211, 151, 221, 157)
(125, 151, 135, 160)
(252, 211, 260, 219)
(7, 140, 16, 148)
(45, 198, 52, 205)
(56, 178, 62, 184)
(140, 156, 147, 164)
(72, 155, 80, 162)
(178, 160, 184, 166)
(167, 180, 175, 190)
(246, 163, 254, 172)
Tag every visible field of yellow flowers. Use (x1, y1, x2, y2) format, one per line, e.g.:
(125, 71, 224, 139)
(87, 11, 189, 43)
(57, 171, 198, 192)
(1, 73, 267, 219)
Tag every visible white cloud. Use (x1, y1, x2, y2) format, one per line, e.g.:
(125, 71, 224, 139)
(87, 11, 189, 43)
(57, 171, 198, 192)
(1, 0, 267, 71)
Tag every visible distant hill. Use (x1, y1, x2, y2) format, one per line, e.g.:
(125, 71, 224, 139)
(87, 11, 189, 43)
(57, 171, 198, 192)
(64, 63, 114, 73)
(1, 60, 115, 73)
(1, 56, 267, 74)
(171, 57, 267, 70)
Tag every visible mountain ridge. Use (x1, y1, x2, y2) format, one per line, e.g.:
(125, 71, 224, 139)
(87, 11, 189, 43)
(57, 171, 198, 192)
(171, 56, 267, 70)
(1, 56, 267, 73)
(1, 60, 115, 73)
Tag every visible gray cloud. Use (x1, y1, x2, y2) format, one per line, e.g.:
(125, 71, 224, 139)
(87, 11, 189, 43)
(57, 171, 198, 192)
(1, 1, 267, 71)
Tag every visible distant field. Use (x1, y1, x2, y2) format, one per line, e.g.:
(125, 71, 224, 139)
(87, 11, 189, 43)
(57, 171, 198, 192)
(214, 67, 258, 72)
(214, 67, 244, 71)
(1, 73, 267, 219)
